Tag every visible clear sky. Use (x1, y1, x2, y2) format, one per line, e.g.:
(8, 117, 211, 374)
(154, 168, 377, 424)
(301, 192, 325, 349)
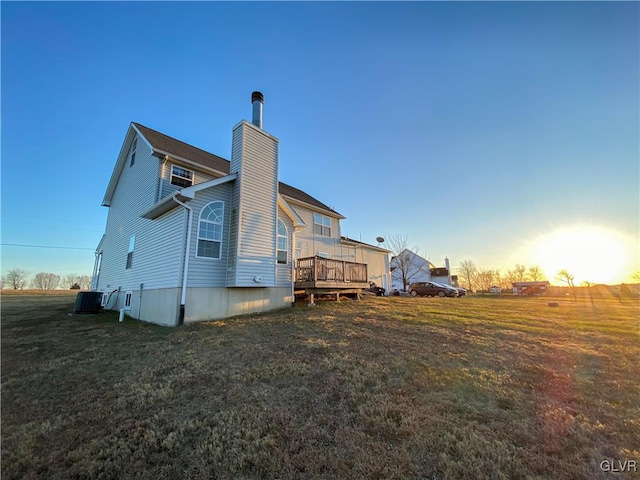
(2, 1, 639, 285)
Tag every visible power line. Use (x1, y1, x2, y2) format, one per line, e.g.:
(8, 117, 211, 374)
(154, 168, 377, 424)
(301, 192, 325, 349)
(1, 243, 95, 251)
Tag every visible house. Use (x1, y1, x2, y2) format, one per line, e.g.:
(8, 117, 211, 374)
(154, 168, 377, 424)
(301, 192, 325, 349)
(390, 249, 452, 291)
(512, 281, 550, 296)
(92, 92, 390, 326)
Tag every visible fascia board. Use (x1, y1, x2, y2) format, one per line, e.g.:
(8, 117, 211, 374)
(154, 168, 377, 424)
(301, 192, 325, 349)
(141, 174, 237, 219)
(152, 149, 229, 177)
(180, 173, 237, 198)
(140, 192, 189, 220)
(277, 194, 305, 228)
(281, 195, 346, 220)
(340, 238, 390, 253)
(102, 125, 138, 206)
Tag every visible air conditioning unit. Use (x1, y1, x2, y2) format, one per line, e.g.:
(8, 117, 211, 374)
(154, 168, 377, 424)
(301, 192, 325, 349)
(74, 291, 103, 314)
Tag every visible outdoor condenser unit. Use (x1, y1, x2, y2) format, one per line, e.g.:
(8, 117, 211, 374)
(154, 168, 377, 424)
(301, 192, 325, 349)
(74, 291, 103, 314)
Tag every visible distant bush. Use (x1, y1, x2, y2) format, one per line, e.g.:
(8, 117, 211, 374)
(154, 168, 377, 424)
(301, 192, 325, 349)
(70, 283, 81, 290)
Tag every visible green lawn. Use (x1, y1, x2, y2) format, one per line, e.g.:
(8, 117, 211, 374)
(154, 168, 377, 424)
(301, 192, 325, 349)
(2, 293, 639, 479)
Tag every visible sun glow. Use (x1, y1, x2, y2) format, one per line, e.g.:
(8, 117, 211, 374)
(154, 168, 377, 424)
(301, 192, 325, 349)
(526, 225, 637, 285)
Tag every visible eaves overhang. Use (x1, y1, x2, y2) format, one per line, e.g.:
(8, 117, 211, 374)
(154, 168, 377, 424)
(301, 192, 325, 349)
(281, 195, 346, 220)
(340, 236, 390, 253)
(141, 174, 237, 220)
(278, 194, 306, 229)
(151, 149, 229, 178)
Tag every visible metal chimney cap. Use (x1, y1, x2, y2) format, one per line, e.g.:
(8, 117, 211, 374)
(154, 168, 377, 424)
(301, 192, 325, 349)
(251, 91, 264, 103)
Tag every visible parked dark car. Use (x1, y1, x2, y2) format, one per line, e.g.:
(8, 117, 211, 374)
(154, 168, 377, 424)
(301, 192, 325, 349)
(454, 287, 467, 296)
(409, 282, 458, 298)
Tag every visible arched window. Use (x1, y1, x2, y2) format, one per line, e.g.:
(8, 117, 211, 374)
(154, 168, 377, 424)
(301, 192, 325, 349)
(277, 218, 288, 264)
(197, 201, 224, 259)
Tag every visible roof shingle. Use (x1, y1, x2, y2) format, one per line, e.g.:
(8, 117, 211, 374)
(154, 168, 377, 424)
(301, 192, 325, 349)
(133, 122, 341, 216)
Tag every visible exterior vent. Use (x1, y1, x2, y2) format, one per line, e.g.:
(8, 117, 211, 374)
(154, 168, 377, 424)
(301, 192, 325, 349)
(74, 291, 103, 314)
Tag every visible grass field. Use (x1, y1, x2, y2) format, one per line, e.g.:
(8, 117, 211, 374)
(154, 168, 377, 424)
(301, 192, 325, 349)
(2, 292, 639, 479)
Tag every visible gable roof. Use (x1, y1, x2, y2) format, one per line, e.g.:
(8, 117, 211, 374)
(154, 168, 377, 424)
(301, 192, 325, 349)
(340, 236, 390, 253)
(130, 122, 342, 217)
(390, 249, 436, 269)
(133, 123, 230, 175)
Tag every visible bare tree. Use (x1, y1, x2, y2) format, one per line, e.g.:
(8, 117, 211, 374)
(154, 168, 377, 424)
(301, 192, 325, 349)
(62, 274, 81, 289)
(514, 264, 528, 282)
(581, 281, 595, 307)
(457, 260, 477, 292)
(387, 233, 430, 292)
(503, 269, 519, 289)
(476, 268, 497, 293)
(4, 268, 29, 290)
(32, 272, 61, 290)
(556, 269, 576, 301)
(528, 265, 545, 281)
(497, 270, 514, 292)
(78, 275, 93, 290)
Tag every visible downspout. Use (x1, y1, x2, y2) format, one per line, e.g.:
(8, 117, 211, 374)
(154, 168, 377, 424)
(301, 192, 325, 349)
(91, 252, 100, 291)
(173, 195, 193, 325)
(156, 155, 169, 202)
(291, 229, 297, 304)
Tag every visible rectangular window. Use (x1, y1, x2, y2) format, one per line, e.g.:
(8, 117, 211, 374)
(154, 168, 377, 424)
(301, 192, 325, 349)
(129, 138, 137, 167)
(313, 213, 331, 236)
(126, 235, 135, 269)
(170, 165, 194, 188)
(277, 219, 288, 265)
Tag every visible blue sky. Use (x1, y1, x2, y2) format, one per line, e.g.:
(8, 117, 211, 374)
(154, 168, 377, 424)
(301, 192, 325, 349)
(2, 1, 638, 284)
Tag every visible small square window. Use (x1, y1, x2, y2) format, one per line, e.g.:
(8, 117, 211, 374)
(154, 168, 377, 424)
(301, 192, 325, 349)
(171, 165, 194, 188)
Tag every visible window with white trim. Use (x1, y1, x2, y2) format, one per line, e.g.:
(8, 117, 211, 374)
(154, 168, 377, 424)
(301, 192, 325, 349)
(277, 219, 288, 264)
(170, 165, 194, 188)
(313, 213, 331, 236)
(129, 138, 137, 167)
(126, 235, 135, 269)
(197, 201, 223, 259)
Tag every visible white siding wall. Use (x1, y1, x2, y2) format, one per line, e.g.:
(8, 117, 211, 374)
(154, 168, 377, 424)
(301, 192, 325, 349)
(228, 121, 279, 287)
(97, 133, 184, 312)
(186, 183, 234, 287)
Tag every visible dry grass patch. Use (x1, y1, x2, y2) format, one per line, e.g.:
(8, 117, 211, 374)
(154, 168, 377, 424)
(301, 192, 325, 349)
(2, 294, 639, 479)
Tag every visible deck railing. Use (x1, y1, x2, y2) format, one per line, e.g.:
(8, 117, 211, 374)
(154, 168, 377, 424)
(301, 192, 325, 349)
(295, 256, 367, 285)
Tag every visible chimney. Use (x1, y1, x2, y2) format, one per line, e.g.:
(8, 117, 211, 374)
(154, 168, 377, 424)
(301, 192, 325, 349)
(227, 91, 279, 288)
(251, 91, 264, 128)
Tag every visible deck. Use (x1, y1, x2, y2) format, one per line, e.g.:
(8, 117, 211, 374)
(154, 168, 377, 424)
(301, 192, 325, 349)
(294, 256, 369, 290)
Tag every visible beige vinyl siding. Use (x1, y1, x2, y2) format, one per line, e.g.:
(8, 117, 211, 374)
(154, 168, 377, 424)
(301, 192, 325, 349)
(290, 203, 342, 259)
(185, 183, 234, 287)
(275, 208, 294, 287)
(228, 121, 279, 287)
(97, 133, 184, 297)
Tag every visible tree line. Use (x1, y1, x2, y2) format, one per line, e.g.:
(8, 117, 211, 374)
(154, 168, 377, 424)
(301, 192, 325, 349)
(456, 260, 547, 292)
(1, 268, 92, 290)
